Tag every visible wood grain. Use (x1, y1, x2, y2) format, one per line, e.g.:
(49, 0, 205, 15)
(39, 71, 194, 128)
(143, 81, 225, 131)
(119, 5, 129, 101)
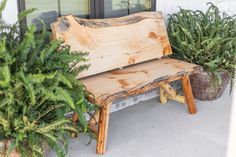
(81, 58, 198, 105)
(159, 87, 167, 104)
(159, 83, 177, 98)
(96, 103, 111, 154)
(182, 76, 197, 114)
(51, 12, 172, 78)
(165, 93, 186, 104)
(70, 112, 79, 138)
(88, 110, 100, 126)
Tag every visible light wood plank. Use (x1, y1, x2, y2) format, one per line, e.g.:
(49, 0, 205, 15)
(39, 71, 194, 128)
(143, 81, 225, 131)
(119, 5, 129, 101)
(166, 94, 186, 104)
(51, 12, 172, 78)
(159, 83, 177, 98)
(81, 58, 198, 105)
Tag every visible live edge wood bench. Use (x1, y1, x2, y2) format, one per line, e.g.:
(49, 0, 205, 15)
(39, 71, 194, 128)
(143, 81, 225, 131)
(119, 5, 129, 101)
(51, 12, 198, 154)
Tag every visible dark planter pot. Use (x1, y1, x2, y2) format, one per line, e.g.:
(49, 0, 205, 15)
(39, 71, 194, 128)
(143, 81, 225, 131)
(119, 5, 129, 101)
(189, 67, 229, 101)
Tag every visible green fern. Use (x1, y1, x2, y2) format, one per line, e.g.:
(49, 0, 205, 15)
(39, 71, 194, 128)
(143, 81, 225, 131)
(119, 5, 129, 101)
(0, 1, 97, 157)
(168, 3, 236, 92)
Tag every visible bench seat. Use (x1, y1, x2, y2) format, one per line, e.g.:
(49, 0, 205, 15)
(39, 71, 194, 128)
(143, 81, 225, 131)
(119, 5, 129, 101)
(81, 58, 198, 106)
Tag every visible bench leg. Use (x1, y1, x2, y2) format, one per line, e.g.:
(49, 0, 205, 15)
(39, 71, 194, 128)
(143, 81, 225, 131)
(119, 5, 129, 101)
(182, 76, 197, 114)
(70, 112, 79, 138)
(96, 103, 111, 154)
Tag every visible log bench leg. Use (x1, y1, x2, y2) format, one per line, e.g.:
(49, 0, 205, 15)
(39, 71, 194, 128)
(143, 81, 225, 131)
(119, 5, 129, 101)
(71, 112, 79, 138)
(182, 75, 197, 114)
(96, 103, 111, 154)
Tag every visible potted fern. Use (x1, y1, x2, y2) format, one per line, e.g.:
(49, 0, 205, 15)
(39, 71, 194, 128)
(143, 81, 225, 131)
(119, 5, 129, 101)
(0, 0, 97, 156)
(168, 3, 236, 101)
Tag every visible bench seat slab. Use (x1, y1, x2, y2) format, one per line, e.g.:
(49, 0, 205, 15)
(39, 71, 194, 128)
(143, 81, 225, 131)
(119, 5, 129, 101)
(81, 58, 198, 105)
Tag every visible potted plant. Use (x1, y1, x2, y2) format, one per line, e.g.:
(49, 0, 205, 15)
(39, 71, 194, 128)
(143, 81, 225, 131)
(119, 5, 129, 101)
(167, 3, 236, 101)
(0, 0, 97, 156)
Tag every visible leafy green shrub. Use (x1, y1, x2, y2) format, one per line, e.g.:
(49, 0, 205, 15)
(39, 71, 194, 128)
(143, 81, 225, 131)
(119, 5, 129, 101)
(0, 0, 97, 156)
(167, 3, 236, 88)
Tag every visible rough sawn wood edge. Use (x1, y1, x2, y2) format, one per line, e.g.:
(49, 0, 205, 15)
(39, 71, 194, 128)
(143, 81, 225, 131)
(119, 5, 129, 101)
(88, 66, 199, 106)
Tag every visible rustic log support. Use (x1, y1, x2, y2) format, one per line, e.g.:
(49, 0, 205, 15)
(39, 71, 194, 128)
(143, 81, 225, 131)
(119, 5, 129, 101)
(159, 82, 185, 104)
(165, 93, 186, 104)
(88, 110, 100, 134)
(88, 110, 100, 126)
(182, 76, 197, 114)
(159, 83, 177, 98)
(70, 112, 79, 138)
(159, 87, 167, 104)
(96, 103, 111, 155)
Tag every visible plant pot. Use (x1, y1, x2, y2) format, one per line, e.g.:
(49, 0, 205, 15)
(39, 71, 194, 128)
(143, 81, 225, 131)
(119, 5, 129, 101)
(0, 140, 20, 157)
(189, 67, 229, 101)
(0, 140, 50, 157)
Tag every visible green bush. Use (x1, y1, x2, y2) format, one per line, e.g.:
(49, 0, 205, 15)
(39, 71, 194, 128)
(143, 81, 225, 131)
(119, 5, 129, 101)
(168, 3, 236, 89)
(0, 0, 97, 156)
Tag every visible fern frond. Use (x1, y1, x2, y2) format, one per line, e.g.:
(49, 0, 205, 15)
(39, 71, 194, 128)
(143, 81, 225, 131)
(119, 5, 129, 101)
(56, 73, 72, 88)
(27, 71, 57, 83)
(18, 70, 36, 105)
(0, 116, 10, 131)
(37, 119, 71, 133)
(0, 65, 11, 88)
(57, 126, 78, 133)
(40, 40, 60, 63)
(55, 87, 76, 109)
(18, 8, 37, 21)
(0, 0, 7, 16)
(36, 104, 66, 121)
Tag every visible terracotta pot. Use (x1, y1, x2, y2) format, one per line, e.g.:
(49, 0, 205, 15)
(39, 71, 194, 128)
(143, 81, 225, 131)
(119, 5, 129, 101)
(0, 140, 20, 157)
(0, 140, 50, 157)
(189, 67, 229, 101)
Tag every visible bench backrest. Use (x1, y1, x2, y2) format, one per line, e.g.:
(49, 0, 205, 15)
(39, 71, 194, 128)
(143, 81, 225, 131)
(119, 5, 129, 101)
(51, 12, 172, 78)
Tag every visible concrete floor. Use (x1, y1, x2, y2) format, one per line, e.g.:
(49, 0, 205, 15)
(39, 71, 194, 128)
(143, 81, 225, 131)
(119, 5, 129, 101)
(49, 88, 232, 157)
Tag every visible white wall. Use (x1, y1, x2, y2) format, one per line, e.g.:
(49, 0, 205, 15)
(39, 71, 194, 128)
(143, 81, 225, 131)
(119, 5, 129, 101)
(156, 0, 236, 18)
(1, 0, 18, 24)
(227, 90, 236, 157)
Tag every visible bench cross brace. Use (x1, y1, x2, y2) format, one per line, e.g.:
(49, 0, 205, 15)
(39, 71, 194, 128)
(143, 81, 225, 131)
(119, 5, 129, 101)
(160, 76, 197, 114)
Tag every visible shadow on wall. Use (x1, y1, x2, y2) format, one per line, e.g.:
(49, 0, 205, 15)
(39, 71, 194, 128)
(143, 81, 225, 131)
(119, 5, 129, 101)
(32, 11, 58, 30)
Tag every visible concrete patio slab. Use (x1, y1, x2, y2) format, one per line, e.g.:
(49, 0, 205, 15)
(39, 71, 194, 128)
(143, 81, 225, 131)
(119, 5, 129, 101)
(49, 87, 232, 157)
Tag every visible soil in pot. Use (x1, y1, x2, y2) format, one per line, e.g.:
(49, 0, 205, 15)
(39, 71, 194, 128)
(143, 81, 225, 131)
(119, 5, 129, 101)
(189, 67, 229, 101)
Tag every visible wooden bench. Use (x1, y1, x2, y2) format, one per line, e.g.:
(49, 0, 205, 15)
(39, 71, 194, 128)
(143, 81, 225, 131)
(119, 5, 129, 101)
(51, 12, 198, 155)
